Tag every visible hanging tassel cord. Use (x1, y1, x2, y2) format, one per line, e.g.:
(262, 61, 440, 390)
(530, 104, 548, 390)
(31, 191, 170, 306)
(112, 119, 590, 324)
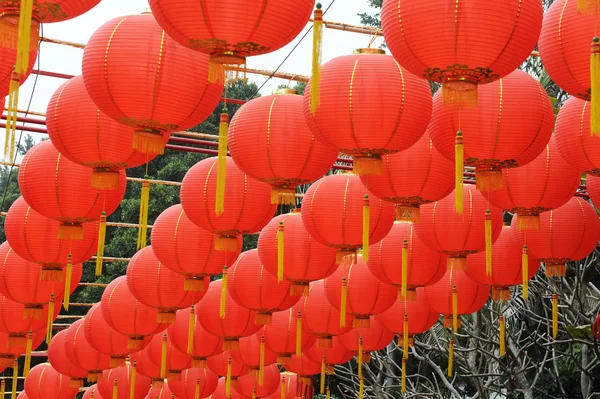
(340, 278, 348, 328)
(362, 195, 370, 262)
(452, 285, 458, 333)
(0, 379, 5, 399)
(136, 178, 151, 250)
(401, 239, 408, 298)
(320, 357, 326, 395)
(455, 131, 464, 214)
(225, 358, 232, 398)
(281, 376, 286, 399)
(401, 358, 407, 394)
(522, 245, 529, 300)
(23, 331, 32, 377)
(160, 334, 168, 379)
(63, 254, 73, 310)
(499, 316, 506, 357)
(112, 380, 118, 399)
(310, 3, 323, 113)
(358, 338, 363, 380)
(277, 221, 285, 283)
(552, 293, 559, 339)
(46, 294, 55, 344)
(194, 378, 200, 399)
(403, 314, 409, 359)
(259, 335, 266, 386)
(485, 209, 492, 277)
(11, 360, 17, 399)
(130, 361, 137, 399)
(448, 339, 454, 377)
(216, 108, 229, 215)
(96, 211, 107, 276)
(187, 306, 196, 355)
(591, 37, 600, 136)
(220, 267, 228, 319)
(296, 311, 302, 356)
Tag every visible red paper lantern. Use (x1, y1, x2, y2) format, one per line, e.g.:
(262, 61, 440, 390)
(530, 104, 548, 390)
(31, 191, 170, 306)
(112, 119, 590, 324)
(5, 196, 98, 272)
(25, 363, 80, 399)
(146, 334, 192, 382)
(152, 204, 242, 291)
(304, 338, 355, 368)
(360, 130, 454, 221)
(229, 89, 337, 204)
(18, 141, 126, 239)
(0, 330, 44, 369)
(324, 255, 397, 328)
(304, 50, 431, 175)
(101, 276, 169, 350)
(262, 303, 317, 365)
(47, 75, 168, 189)
(168, 368, 219, 399)
(301, 281, 353, 348)
(234, 364, 280, 399)
(258, 212, 338, 296)
(206, 351, 248, 380)
(511, 197, 600, 278)
(338, 317, 394, 354)
(228, 249, 299, 324)
(181, 157, 276, 252)
(588, 176, 600, 207)
(423, 269, 490, 329)
(381, 0, 542, 106)
(0, 17, 36, 97)
(97, 362, 151, 399)
(84, 303, 151, 367)
(265, 372, 312, 399)
(146, 384, 175, 399)
(148, 0, 314, 66)
(466, 226, 541, 300)
(555, 97, 600, 175)
(368, 222, 446, 299)
(65, 318, 112, 381)
(207, 378, 246, 399)
(282, 354, 321, 384)
(129, 348, 164, 388)
(429, 69, 554, 191)
(231, 333, 277, 378)
(301, 173, 395, 264)
(83, 385, 102, 399)
(82, 12, 223, 154)
(195, 279, 262, 350)
(47, 330, 88, 388)
(414, 185, 504, 270)
(126, 246, 207, 323)
(167, 307, 223, 368)
(484, 136, 580, 230)
(0, 295, 59, 346)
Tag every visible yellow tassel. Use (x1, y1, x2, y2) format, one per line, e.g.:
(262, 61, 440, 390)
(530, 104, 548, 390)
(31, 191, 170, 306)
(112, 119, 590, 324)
(23, 331, 32, 377)
(401, 358, 407, 393)
(252, 388, 256, 399)
(320, 357, 326, 395)
(281, 376, 287, 399)
(46, 294, 55, 344)
(296, 311, 302, 356)
(187, 306, 195, 355)
(358, 377, 364, 399)
(225, 358, 232, 398)
(455, 131, 464, 214)
(137, 179, 151, 250)
(401, 240, 408, 298)
(340, 278, 347, 328)
(522, 246, 529, 300)
(326, 388, 330, 399)
(277, 221, 284, 283)
(591, 37, 600, 135)
(357, 338, 363, 379)
(403, 314, 409, 359)
(552, 294, 558, 339)
(113, 380, 118, 399)
(311, 4, 323, 113)
(499, 316, 506, 357)
(579, 0, 600, 15)
(63, 254, 73, 311)
(485, 210, 492, 277)
(160, 334, 167, 379)
(362, 195, 370, 262)
(216, 110, 229, 215)
(220, 268, 228, 320)
(448, 340, 454, 377)
(11, 360, 17, 399)
(452, 285, 458, 333)
(1, 379, 5, 399)
(4, 79, 19, 161)
(259, 335, 265, 386)
(96, 212, 107, 276)
(130, 361, 137, 399)
(194, 378, 200, 399)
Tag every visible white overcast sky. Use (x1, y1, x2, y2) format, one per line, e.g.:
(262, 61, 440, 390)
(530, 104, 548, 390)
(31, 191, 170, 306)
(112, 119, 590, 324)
(11, 0, 383, 120)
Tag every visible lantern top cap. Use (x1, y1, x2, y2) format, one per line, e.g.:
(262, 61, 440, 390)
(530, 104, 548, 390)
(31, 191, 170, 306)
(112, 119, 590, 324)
(273, 88, 298, 95)
(353, 48, 386, 55)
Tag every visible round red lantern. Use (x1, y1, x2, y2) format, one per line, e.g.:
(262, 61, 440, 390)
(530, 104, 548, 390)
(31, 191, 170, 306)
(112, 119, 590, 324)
(466, 226, 541, 300)
(262, 303, 317, 365)
(206, 350, 248, 381)
(195, 279, 262, 350)
(5, 196, 98, 273)
(181, 157, 276, 252)
(84, 303, 151, 368)
(129, 348, 164, 388)
(18, 140, 126, 239)
(0, 294, 59, 346)
(47, 75, 168, 189)
(146, 334, 192, 382)
(126, 246, 207, 323)
(324, 254, 397, 328)
(231, 333, 277, 379)
(101, 276, 169, 350)
(429, 69, 554, 191)
(145, 383, 175, 399)
(0, 330, 44, 369)
(82, 12, 223, 154)
(360, 130, 454, 221)
(381, 0, 542, 107)
(65, 318, 112, 381)
(228, 249, 298, 324)
(152, 204, 242, 291)
(207, 378, 246, 399)
(47, 330, 87, 387)
(414, 185, 504, 270)
(588, 176, 600, 207)
(301, 281, 353, 348)
(301, 173, 395, 264)
(167, 307, 223, 368)
(83, 385, 102, 399)
(511, 196, 600, 277)
(368, 222, 446, 299)
(234, 364, 280, 399)
(168, 368, 219, 399)
(484, 136, 580, 230)
(97, 362, 151, 399)
(555, 97, 600, 175)
(423, 269, 490, 330)
(25, 363, 79, 399)
(304, 338, 355, 369)
(229, 89, 338, 204)
(282, 354, 321, 385)
(258, 212, 338, 296)
(338, 317, 394, 355)
(0, 16, 36, 97)
(304, 50, 431, 175)
(266, 372, 312, 399)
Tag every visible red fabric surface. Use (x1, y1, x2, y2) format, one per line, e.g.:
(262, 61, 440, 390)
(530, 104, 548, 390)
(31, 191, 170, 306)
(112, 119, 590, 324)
(234, 364, 280, 398)
(338, 317, 394, 352)
(25, 363, 79, 399)
(282, 354, 321, 377)
(262, 303, 316, 359)
(423, 270, 490, 318)
(0, 294, 60, 335)
(588, 176, 600, 208)
(301, 281, 353, 340)
(64, 319, 111, 374)
(231, 332, 277, 371)
(0, 1, 100, 23)
(98, 363, 151, 399)
(304, 337, 356, 365)
(0, 330, 44, 359)
(0, 16, 37, 97)
(167, 307, 223, 362)
(205, 378, 246, 399)
(146, 384, 175, 399)
(206, 350, 248, 378)
(146, 334, 191, 376)
(377, 290, 439, 336)
(264, 372, 310, 399)
(83, 385, 102, 399)
(168, 368, 219, 399)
